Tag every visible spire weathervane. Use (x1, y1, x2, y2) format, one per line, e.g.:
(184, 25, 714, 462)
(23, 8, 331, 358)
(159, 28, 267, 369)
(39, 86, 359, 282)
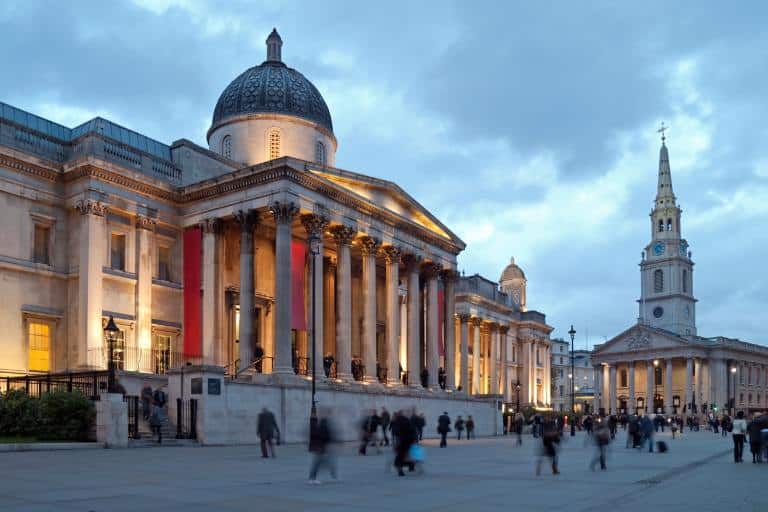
(657, 122, 667, 144)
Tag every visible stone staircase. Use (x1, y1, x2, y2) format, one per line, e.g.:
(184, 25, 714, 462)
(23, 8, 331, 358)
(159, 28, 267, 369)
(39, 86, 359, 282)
(128, 411, 198, 448)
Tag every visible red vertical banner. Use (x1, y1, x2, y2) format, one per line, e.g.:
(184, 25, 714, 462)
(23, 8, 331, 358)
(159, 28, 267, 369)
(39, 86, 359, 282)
(183, 226, 202, 357)
(438, 286, 445, 356)
(291, 240, 307, 331)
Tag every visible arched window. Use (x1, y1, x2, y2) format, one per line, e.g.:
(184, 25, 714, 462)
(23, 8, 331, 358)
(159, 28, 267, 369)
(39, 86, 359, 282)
(658, 219, 664, 232)
(667, 218, 672, 231)
(315, 141, 326, 165)
(654, 269, 663, 292)
(268, 129, 281, 160)
(221, 135, 232, 159)
(682, 269, 688, 293)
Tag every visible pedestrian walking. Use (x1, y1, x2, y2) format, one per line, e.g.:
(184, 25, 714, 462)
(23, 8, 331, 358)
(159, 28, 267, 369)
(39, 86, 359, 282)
(380, 407, 391, 447)
(257, 407, 280, 458)
(748, 414, 763, 463)
(515, 412, 524, 446)
(140, 381, 153, 421)
(589, 421, 611, 471)
(536, 420, 561, 476)
(732, 411, 747, 463)
(466, 415, 475, 440)
(150, 402, 163, 444)
(454, 416, 465, 440)
(391, 410, 416, 476)
(640, 414, 654, 453)
(437, 411, 451, 448)
(308, 410, 338, 484)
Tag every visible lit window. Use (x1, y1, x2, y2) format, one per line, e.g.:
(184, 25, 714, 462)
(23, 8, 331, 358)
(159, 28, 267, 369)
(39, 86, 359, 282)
(28, 322, 50, 372)
(33, 224, 50, 265)
(654, 269, 663, 293)
(658, 219, 664, 232)
(315, 141, 326, 165)
(222, 135, 232, 159)
(153, 334, 171, 374)
(109, 329, 126, 371)
(111, 233, 126, 271)
(268, 129, 281, 160)
(158, 246, 171, 281)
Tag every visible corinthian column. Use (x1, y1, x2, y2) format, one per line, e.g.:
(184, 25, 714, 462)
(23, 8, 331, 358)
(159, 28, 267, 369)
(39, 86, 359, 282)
(441, 269, 458, 391)
(665, 359, 673, 415)
(330, 225, 355, 380)
(423, 262, 441, 389)
(472, 317, 482, 394)
(500, 325, 510, 400)
(628, 362, 636, 413)
(235, 210, 259, 368)
(135, 214, 156, 373)
(403, 254, 422, 387)
(489, 323, 499, 395)
(458, 314, 470, 393)
(301, 213, 328, 382)
(646, 360, 654, 413)
(76, 199, 108, 368)
(201, 217, 223, 366)
(358, 235, 380, 383)
(269, 201, 298, 375)
(382, 245, 402, 386)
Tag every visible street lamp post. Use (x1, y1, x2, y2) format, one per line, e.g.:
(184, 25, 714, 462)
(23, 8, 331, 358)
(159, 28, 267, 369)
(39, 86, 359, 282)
(729, 365, 737, 416)
(516, 381, 521, 413)
(568, 325, 576, 437)
(653, 359, 659, 413)
(103, 316, 119, 393)
(308, 232, 321, 444)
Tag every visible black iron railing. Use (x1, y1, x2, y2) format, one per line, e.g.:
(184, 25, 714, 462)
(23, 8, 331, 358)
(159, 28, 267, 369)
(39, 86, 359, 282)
(88, 347, 191, 374)
(176, 398, 198, 440)
(125, 395, 140, 439)
(2, 371, 109, 400)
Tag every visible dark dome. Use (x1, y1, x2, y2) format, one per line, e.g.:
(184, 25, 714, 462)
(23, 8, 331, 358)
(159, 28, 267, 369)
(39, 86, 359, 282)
(211, 61, 333, 134)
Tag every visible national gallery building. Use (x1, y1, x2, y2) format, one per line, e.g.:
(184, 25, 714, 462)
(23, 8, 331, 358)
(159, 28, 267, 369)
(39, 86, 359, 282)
(592, 138, 768, 417)
(0, 30, 552, 416)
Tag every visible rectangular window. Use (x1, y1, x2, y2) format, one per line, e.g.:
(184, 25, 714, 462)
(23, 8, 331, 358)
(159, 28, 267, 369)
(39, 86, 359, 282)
(33, 225, 50, 264)
(108, 329, 126, 371)
(158, 246, 171, 281)
(620, 369, 628, 387)
(111, 233, 126, 271)
(153, 334, 171, 374)
(28, 322, 50, 372)
(559, 385, 564, 397)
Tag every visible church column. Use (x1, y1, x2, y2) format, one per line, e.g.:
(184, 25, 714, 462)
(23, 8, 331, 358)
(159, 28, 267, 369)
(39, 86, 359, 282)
(500, 325, 510, 400)
(135, 215, 155, 373)
(609, 364, 617, 414)
(646, 360, 654, 413)
(201, 217, 224, 366)
(382, 246, 402, 386)
(685, 357, 694, 415)
(424, 262, 441, 389)
(76, 199, 108, 368)
(665, 358, 674, 414)
(331, 226, 356, 381)
(359, 236, 380, 383)
(695, 358, 703, 408)
(269, 201, 298, 375)
(403, 255, 422, 388)
(472, 317, 483, 395)
(489, 323, 499, 395)
(458, 314, 470, 393)
(520, 337, 531, 403)
(235, 210, 259, 368)
(628, 362, 636, 413)
(301, 214, 328, 382)
(441, 269, 458, 391)
(323, 259, 336, 367)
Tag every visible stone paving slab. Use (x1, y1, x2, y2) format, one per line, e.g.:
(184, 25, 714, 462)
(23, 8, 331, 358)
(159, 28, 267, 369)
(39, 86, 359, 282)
(0, 430, 761, 512)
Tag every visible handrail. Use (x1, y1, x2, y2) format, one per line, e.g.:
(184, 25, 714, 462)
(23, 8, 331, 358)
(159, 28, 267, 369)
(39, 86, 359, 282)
(234, 356, 273, 378)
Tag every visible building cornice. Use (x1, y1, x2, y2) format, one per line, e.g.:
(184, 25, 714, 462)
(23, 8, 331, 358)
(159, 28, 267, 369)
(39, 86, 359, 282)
(63, 163, 179, 202)
(0, 152, 61, 183)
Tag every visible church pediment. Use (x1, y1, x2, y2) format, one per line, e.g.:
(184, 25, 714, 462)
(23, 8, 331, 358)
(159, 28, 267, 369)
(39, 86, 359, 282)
(594, 324, 690, 356)
(308, 167, 463, 247)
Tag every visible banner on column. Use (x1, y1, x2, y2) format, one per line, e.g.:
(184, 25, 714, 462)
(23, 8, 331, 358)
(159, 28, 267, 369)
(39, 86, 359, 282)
(291, 240, 307, 331)
(183, 226, 202, 357)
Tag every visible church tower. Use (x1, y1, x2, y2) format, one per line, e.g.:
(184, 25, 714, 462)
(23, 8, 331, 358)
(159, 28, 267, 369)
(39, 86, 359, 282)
(638, 129, 697, 336)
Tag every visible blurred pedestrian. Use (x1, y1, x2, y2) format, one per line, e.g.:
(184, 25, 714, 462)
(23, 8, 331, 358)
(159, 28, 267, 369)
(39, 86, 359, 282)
(466, 415, 475, 440)
(454, 415, 465, 440)
(359, 409, 379, 455)
(748, 414, 763, 463)
(536, 420, 561, 476)
(391, 410, 416, 476)
(589, 421, 610, 471)
(640, 414, 654, 453)
(437, 411, 451, 447)
(257, 407, 279, 458)
(380, 407, 391, 447)
(150, 402, 163, 444)
(515, 412, 524, 446)
(732, 411, 747, 463)
(308, 409, 337, 484)
(140, 380, 153, 421)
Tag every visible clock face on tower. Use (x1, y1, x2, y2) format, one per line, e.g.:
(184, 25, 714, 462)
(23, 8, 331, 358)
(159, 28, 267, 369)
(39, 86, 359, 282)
(653, 306, 664, 318)
(653, 242, 665, 256)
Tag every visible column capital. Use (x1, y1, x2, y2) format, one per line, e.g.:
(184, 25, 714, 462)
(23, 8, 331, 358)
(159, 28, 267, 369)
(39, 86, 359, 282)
(330, 224, 357, 246)
(75, 199, 108, 217)
(401, 253, 423, 270)
(457, 313, 472, 323)
(269, 201, 299, 224)
(499, 325, 510, 334)
(440, 268, 460, 282)
(357, 235, 381, 256)
(380, 245, 402, 263)
(135, 214, 157, 231)
(471, 316, 483, 328)
(201, 217, 223, 234)
(234, 209, 260, 231)
(300, 213, 329, 236)
(421, 261, 442, 278)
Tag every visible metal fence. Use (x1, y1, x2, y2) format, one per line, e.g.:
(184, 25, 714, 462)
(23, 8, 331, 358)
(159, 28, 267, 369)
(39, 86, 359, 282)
(1, 371, 109, 399)
(176, 398, 198, 440)
(125, 395, 140, 439)
(87, 347, 191, 374)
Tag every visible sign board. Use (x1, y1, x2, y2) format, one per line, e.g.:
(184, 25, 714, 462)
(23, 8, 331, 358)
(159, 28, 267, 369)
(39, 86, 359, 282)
(207, 378, 221, 395)
(190, 377, 202, 395)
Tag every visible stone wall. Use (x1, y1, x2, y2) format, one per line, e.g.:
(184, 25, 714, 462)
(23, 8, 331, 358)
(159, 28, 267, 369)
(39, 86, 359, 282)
(168, 366, 502, 446)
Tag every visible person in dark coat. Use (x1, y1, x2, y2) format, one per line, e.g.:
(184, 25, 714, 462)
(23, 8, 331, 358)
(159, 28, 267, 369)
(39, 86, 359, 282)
(254, 343, 265, 373)
(257, 407, 279, 458)
(140, 381, 153, 420)
(536, 420, 561, 475)
(466, 415, 475, 439)
(391, 411, 416, 476)
(420, 367, 429, 388)
(308, 410, 337, 484)
(748, 414, 764, 463)
(640, 414, 654, 452)
(359, 409, 379, 455)
(437, 411, 451, 447)
(590, 421, 611, 471)
(379, 407, 391, 446)
(323, 353, 334, 378)
(454, 416, 465, 440)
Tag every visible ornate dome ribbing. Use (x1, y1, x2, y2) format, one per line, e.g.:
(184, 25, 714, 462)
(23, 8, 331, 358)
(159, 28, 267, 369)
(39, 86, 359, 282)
(500, 257, 526, 282)
(210, 30, 333, 134)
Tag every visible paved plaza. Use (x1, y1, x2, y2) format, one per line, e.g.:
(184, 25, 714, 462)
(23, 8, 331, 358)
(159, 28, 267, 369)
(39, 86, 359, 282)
(0, 430, 763, 512)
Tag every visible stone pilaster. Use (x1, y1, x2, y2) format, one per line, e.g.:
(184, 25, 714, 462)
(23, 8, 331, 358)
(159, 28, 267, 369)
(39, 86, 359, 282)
(593, 366, 602, 413)
(301, 214, 329, 382)
(489, 323, 499, 395)
(609, 364, 617, 414)
(235, 210, 259, 368)
(358, 235, 380, 383)
(500, 325, 510, 401)
(201, 217, 224, 366)
(685, 357, 693, 414)
(382, 245, 402, 386)
(135, 214, 156, 373)
(269, 201, 298, 375)
(75, 199, 108, 368)
(441, 269, 458, 391)
(422, 262, 441, 389)
(646, 360, 655, 413)
(458, 314, 471, 393)
(628, 362, 636, 413)
(330, 225, 356, 380)
(665, 359, 673, 414)
(473, 317, 483, 395)
(403, 254, 422, 388)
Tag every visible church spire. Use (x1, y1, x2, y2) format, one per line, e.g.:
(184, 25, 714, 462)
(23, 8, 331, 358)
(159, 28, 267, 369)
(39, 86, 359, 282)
(266, 28, 283, 63)
(654, 122, 676, 209)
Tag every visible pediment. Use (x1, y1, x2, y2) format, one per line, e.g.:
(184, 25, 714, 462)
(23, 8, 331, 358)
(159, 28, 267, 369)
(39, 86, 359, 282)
(309, 167, 463, 247)
(594, 324, 689, 356)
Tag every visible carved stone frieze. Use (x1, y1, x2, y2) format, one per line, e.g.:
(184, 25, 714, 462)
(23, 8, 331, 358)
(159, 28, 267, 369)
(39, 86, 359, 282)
(471, 316, 483, 328)
(135, 214, 157, 231)
(627, 333, 652, 350)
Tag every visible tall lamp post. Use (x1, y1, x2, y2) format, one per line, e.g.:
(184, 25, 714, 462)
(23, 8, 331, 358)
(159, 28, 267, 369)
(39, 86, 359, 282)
(308, 231, 321, 441)
(653, 359, 659, 413)
(516, 381, 521, 413)
(568, 325, 576, 437)
(104, 315, 119, 393)
(729, 365, 737, 416)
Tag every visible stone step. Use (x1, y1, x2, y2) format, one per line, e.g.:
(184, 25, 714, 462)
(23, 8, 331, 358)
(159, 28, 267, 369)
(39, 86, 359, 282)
(128, 437, 199, 448)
